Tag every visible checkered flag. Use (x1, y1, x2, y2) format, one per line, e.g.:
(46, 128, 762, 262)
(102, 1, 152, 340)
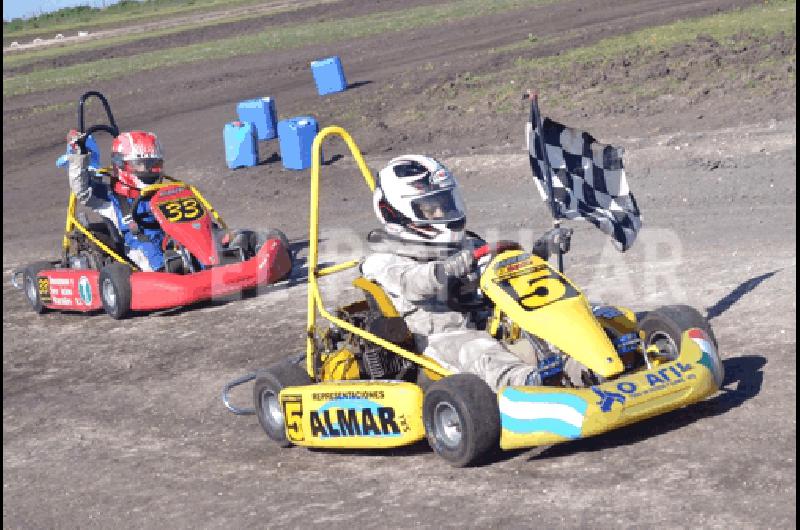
(526, 109, 642, 252)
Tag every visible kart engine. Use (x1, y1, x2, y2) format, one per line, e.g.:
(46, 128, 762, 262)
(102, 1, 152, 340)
(360, 315, 415, 379)
(321, 308, 416, 381)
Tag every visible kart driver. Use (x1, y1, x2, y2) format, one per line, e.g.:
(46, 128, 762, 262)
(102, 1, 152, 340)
(67, 130, 166, 271)
(362, 155, 565, 392)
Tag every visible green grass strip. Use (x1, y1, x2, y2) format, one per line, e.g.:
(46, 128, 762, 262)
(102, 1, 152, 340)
(3, 0, 270, 38)
(4, 0, 337, 70)
(4, 0, 551, 98)
(518, 0, 796, 68)
(481, 0, 796, 103)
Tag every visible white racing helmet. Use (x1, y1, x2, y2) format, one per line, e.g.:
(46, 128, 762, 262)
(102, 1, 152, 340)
(373, 155, 467, 245)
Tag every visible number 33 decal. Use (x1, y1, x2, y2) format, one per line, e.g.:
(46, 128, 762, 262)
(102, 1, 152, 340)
(159, 198, 205, 223)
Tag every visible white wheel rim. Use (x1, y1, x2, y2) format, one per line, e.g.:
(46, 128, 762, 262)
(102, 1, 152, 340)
(648, 331, 679, 361)
(102, 278, 117, 309)
(25, 276, 38, 305)
(261, 390, 283, 428)
(434, 402, 462, 448)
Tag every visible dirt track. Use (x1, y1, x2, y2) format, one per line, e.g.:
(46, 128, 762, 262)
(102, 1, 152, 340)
(3, 0, 796, 527)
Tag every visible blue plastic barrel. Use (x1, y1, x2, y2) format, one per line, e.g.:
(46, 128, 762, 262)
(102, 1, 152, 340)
(237, 97, 277, 141)
(56, 134, 101, 169)
(310, 56, 347, 96)
(223, 121, 258, 169)
(277, 116, 319, 170)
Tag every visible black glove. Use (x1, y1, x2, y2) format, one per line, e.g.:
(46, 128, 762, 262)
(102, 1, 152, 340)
(532, 227, 573, 260)
(434, 249, 475, 283)
(67, 129, 90, 155)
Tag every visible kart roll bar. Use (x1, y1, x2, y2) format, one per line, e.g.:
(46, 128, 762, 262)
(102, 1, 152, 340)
(79, 91, 119, 135)
(305, 126, 452, 380)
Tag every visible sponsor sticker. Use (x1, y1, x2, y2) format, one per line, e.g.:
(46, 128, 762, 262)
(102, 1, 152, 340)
(78, 276, 92, 304)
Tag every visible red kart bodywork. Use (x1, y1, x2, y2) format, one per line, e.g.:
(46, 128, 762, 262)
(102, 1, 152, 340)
(32, 269, 103, 311)
(150, 185, 220, 267)
(32, 236, 291, 313)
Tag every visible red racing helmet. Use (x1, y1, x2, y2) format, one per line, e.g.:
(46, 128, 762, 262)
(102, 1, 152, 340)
(111, 131, 164, 191)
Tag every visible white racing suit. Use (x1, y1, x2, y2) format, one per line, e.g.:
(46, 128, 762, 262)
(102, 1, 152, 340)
(68, 153, 165, 271)
(361, 252, 536, 392)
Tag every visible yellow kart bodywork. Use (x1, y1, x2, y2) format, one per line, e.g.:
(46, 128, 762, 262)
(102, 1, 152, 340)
(499, 331, 721, 449)
(275, 125, 722, 453)
(279, 380, 426, 449)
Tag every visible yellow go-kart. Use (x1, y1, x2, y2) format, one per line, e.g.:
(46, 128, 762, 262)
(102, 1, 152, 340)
(223, 127, 724, 467)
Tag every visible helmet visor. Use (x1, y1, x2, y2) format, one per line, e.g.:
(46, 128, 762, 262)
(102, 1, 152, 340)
(410, 189, 465, 222)
(125, 158, 163, 185)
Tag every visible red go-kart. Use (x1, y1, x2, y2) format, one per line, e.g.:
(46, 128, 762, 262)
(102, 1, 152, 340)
(11, 91, 293, 319)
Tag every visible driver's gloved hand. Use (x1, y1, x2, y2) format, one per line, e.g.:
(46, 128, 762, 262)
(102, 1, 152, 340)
(532, 227, 573, 260)
(66, 129, 89, 154)
(434, 249, 475, 283)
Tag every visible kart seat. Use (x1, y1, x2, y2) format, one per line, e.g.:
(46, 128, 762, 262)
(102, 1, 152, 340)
(85, 219, 125, 255)
(352, 277, 400, 318)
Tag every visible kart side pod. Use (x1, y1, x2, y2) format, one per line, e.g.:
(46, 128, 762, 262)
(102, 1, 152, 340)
(278, 380, 426, 449)
(498, 328, 724, 450)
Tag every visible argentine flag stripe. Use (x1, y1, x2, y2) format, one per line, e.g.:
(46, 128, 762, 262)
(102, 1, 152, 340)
(499, 388, 588, 438)
(498, 398, 585, 428)
(501, 388, 588, 413)
(500, 415, 583, 439)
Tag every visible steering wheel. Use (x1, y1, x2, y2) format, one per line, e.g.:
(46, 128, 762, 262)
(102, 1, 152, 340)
(445, 240, 524, 312)
(472, 240, 524, 267)
(74, 124, 119, 154)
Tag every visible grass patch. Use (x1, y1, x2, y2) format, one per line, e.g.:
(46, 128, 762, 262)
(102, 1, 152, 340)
(3, 0, 336, 71)
(464, 0, 796, 109)
(516, 0, 795, 69)
(3, 0, 270, 38)
(4, 0, 553, 98)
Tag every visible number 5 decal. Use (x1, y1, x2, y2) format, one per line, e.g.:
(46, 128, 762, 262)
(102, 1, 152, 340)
(501, 269, 577, 311)
(282, 395, 304, 442)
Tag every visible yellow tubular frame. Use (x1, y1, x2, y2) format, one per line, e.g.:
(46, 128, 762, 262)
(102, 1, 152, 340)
(305, 126, 452, 380)
(62, 174, 227, 270)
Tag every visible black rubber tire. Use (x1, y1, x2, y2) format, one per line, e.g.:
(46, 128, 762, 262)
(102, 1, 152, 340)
(259, 229, 291, 258)
(99, 262, 133, 319)
(253, 360, 312, 447)
(639, 304, 717, 352)
(423, 373, 501, 467)
(22, 261, 54, 314)
(639, 305, 723, 387)
(230, 229, 290, 260)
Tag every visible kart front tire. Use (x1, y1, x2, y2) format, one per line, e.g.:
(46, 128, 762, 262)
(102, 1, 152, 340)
(639, 303, 722, 381)
(253, 360, 311, 447)
(259, 229, 291, 257)
(23, 261, 53, 314)
(639, 304, 717, 353)
(99, 263, 132, 319)
(423, 374, 500, 467)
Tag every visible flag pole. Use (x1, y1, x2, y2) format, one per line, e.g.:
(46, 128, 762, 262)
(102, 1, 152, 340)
(528, 91, 564, 272)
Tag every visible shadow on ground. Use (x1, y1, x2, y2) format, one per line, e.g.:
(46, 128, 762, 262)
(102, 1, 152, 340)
(706, 270, 780, 320)
(514, 354, 766, 462)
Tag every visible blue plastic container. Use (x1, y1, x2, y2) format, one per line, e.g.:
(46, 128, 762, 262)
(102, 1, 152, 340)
(56, 134, 101, 169)
(310, 56, 347, 96)
(277, 116, 319, 170)
(223, 121, 258, 169)
(237, 97, 277, 141)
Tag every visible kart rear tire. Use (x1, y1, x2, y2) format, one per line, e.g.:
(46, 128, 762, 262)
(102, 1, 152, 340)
(639, 304, 718, 357)
(253, 360, 311, 447)
(22, 261, 54, 314)
(423, 373, 500, 467)
(99, 263, 132, 319)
